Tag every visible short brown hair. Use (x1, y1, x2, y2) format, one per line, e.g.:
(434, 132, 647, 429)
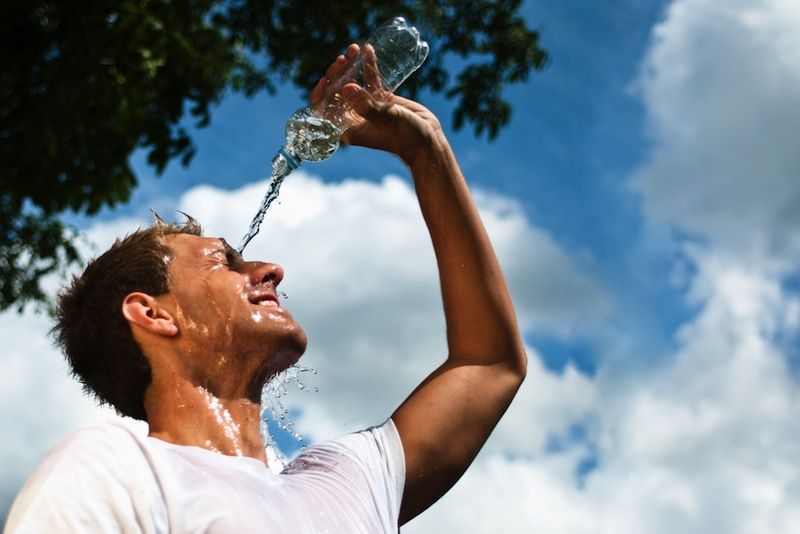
(52, 216, 202, 421)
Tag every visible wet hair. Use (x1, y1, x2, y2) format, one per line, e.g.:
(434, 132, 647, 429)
(52, 214, 202, 421)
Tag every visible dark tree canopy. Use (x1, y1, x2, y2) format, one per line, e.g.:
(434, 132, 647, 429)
(1, 0, 548, 311)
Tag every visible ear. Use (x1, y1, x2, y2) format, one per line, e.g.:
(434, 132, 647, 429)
(122, 292, 179, 337)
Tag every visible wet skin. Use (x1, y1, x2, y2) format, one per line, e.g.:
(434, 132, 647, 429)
(124, 234, 306, 462)
(124, 44, 526, 523)
(159, 234, 307, 383)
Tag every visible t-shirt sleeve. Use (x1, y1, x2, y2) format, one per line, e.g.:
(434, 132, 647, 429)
(4, 420, 168, 534)
(283, 419, 406, 533)
(329, 419, 406, 518)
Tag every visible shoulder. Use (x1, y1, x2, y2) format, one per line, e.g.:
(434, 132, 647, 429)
(59, 415, 147, 453)
(24, 416, 148, 482)
(283, 419, 405, 505)
(6, 416, 165, 533)
(286, 419, 404, 471)
(275, 421, 406, 533)
(328, 419, 405, 469)
(32, 416, 151, 482)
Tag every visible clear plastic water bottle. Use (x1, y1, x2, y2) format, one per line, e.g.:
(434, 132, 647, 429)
(238, 17, 428, 253)
(282, 17, 429, 165)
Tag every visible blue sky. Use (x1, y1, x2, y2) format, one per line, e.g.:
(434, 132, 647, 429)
(6, 1, 800, 531)
(90, 0, 682, 374)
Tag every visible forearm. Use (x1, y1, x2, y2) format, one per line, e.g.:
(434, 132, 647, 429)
(405, 134, 526, 374)
(333, 64, 526, 523)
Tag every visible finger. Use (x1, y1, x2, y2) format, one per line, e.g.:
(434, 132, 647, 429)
(324, 44, 359, 79)
(310, 76, 326, 105)
(343, 83, 388, 122)
(361, 44, 382, 93)
(386, 93, 430, 114)
(324, 54, 347, 79)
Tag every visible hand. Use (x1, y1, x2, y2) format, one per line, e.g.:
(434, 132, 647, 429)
(310, 43, 444, 166)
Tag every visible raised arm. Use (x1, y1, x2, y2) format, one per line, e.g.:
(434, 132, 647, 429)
(338, 71, 527, 523)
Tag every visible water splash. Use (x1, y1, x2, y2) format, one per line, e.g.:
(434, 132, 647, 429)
(260, 364, 319, 465)
(238, 149, 300, 254)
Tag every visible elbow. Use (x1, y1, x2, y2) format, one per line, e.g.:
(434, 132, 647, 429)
(512, 346, 528, 382)
(501, 342, 528, 385)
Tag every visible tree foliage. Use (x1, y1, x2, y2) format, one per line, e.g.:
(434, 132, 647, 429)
(1, 0, 548, 311)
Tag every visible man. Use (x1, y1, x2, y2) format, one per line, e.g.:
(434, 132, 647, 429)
(6, 44, 526, 532)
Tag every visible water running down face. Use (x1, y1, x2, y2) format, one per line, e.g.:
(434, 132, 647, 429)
(157, 234, 308, 397)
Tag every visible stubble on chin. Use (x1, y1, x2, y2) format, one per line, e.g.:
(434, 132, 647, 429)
(244, 331, 307, 402)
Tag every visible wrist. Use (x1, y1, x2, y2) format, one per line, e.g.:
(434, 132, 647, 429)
(400, 127, 451, 170)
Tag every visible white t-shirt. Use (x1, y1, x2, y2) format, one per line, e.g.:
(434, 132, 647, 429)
(5, 417, 405, 533)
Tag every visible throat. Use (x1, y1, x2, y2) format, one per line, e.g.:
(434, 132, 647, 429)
(145, 380, 268, 464)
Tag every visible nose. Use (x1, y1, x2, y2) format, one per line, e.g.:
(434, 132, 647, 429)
(249, 262, 284, 287)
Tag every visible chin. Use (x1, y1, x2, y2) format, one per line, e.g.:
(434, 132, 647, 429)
(274, 321, 308, 360)
(276, 328, 308, 371)
(246, 329, 308, 400)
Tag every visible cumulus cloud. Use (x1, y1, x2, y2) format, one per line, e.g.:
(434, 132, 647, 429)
(6, 2, 799, 530)
(0, 218, 145, 520)
(405, 1, 800, 532)
(406, 450, 598, 534)
(0, 309, 106, 517)
(174, 172, 607, 444)
(632, 0, 800, 266)
(408, 216, 800, 534)
(0, 172, 602, 522)
(583, 255, 800, 534)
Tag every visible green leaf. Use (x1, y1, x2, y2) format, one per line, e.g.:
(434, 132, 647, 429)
(0, 0, 548, 311)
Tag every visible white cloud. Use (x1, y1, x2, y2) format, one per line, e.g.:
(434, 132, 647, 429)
(486, 347, 596, 455)
(0, 218, 145, 519)
(405, 450, 598, 534)
(7, 2, 800, 530)
(0, 307, 109, 519)
(0, 171, 602, 523)
(405, 242, 800, 534)
(632, 0, 800, 268)
(405, 1, 800, 532)
(588, 253, 800, 534)
(174, 172, 607, 444)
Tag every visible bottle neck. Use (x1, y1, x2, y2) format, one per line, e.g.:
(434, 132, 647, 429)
(278, 146, 301, 170)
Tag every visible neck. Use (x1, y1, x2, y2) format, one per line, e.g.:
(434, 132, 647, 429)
(145, 373, 268, 464)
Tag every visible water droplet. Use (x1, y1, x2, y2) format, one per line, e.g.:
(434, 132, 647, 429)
(260, 364, 320, 450)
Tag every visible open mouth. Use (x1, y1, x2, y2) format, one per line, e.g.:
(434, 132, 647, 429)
(249, 291, 280, 308)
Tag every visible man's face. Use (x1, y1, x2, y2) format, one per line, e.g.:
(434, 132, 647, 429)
(158, 234, 307, 381)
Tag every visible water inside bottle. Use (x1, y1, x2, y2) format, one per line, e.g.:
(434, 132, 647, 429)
(237, 17, 427, 255)
(286, 110, 341, 162)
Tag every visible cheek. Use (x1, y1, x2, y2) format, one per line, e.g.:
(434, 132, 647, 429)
(172, 274, 255, 335)
(250, 309, 266, 323)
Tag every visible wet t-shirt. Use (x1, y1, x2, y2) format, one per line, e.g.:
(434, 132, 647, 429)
(5, 416, 405, 533)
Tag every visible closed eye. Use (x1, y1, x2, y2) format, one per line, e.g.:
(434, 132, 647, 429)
(224, 247, 244, 270)
(208, 240, 243, 270)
